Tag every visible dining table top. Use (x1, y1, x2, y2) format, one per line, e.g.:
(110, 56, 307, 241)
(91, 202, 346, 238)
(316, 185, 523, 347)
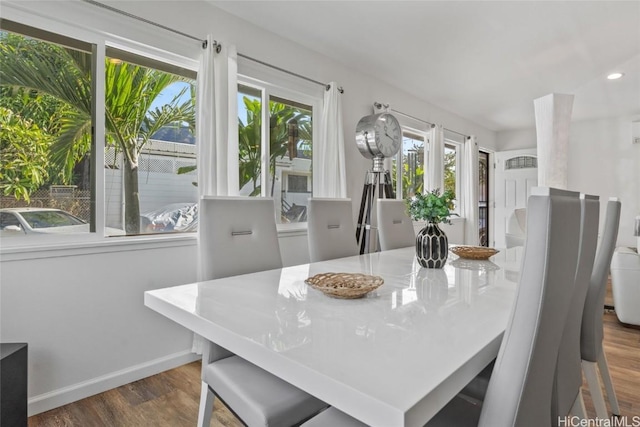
(144, 246, 522, 426)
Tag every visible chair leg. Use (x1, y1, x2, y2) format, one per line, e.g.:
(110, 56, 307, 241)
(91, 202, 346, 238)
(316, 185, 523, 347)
(582, 360, 608, 420)
(570, 389, 587, 419)
(597, 351, 621, 416)
(197, 381, 215, 427)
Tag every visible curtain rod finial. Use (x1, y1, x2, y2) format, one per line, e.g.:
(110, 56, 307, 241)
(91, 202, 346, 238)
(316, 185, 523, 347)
(326, 84, 344, 93)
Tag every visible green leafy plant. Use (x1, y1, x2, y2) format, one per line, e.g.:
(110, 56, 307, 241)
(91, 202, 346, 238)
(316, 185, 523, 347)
(0, 107, 51, 202)
(407, 188, 457, 225)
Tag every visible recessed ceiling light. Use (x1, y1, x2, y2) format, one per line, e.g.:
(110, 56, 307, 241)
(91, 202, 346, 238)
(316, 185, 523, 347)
(607, 72, 624, 80)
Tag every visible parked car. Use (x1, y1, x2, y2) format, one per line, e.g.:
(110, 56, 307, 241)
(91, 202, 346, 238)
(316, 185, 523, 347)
(139, 202, 198, 233)
(137, 200, 307, 233)
(0, 208, 125, 236)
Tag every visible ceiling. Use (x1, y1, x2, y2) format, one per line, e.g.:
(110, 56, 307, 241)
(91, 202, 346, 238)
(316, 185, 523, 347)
(210, 1, 640, 132)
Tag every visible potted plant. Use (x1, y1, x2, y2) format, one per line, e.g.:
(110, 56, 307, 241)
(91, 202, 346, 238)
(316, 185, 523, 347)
(407, 189, 456, 268)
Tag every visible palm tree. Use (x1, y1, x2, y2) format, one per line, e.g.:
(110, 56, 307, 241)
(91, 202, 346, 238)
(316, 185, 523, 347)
(104, 61, 193, 232)
(238, 97, 312, 196)
(0, 32, 194, 233)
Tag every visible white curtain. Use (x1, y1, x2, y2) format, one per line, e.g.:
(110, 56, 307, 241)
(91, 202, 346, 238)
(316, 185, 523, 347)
(427, 124, 444, 192)
(316, 83, 346, 198)
(463, 135, 479, 245)
(193, 37, 238, 354)
(197, 38, 238, 198)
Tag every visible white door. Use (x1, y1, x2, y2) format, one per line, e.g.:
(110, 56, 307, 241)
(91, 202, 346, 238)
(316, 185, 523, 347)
(494, 149, 538, 248)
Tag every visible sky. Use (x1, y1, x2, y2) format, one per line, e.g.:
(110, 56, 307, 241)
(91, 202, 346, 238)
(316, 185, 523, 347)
(150, 81, 192, 111)
(150, 81, 254, 124)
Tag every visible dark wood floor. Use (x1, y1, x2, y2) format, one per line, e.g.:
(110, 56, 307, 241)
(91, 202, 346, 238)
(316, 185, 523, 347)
(29, 294, 640, 426)
(28, 360, 242, 427)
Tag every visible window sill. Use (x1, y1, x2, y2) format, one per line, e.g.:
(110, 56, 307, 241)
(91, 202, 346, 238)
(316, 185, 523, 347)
(1, 225, 309, 261)
(0, 233, 197, 262)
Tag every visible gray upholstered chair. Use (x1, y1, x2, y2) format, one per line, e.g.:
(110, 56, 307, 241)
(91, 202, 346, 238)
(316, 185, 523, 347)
(303, 188, 583, 427)
(307, 198, 359, 262)
(455, 194, 600, 414)
(581, 198, 622, 420)
(551, 194, 600, 422)
(505, 207, 526, 248)
(611, 246, 640, 326)
(376, 199, 416, 251)
(198, 196, 326, 427)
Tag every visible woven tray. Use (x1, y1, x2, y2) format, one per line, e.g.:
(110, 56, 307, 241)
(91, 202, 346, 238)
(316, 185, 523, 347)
(305, 272, 384, 299)
(450, 246, 500, 260)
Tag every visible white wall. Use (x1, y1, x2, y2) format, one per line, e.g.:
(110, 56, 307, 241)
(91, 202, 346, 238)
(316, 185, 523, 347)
(0, 0, 497, 415)
(0, 241, 200, 415)
(497, 116, 640, 247)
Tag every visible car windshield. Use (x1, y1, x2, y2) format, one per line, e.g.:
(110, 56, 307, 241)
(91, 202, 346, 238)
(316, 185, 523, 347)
(20, 211, 86, 228)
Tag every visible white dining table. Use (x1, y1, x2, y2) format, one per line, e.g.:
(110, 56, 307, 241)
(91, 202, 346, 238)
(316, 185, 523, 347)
(144, 246, 522, 426)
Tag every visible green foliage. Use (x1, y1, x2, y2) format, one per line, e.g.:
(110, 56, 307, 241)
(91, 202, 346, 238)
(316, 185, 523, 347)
(407, 188, 457, 225)
(104, 61, 194, 159)
(238, 97, 262, 196)
(1, 31, 196, 233)
(238, 96, 312, 196)
(0, 87, 68, 134)
(444, 149, 456, 197)
(0, 107, 50, 201)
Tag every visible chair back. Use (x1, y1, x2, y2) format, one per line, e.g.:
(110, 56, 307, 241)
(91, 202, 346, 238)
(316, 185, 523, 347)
(506, 208, 527, 248)
(552, 194, 600, 420)
(479, 188, 582, 427)
(308, 198, 359, 262)
(377, 199, 416, 251)
(199, 196, 283, 280)
(581, 199, 621, 362)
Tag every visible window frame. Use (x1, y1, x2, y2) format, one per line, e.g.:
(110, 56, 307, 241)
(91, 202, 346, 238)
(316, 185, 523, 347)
(444, 131, 465, 215)
(393, 127, 428, 201)
(0, 9, 199, 252)
(237, 69, 322, 228)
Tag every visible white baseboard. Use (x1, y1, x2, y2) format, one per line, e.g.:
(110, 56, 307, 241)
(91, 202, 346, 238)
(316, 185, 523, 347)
(28, 350, 200, 416)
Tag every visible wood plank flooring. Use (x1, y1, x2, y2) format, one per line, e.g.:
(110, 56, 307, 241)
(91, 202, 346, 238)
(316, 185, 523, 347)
(29, 295, 640, 426)
(29, 361, 241, 427)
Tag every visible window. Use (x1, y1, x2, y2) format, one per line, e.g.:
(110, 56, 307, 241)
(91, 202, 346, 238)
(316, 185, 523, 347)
(479, 151, 490, 246)
(505, 155, 537, 170)
(104, 49, 197, 235)
(287, 174, 310, 193)
(0, 19, 198, 242)
(237, 77, 318, 224)
(392, 130, 425, 199)
(0, 23, 96, 236)
(444, 130, 464, 213)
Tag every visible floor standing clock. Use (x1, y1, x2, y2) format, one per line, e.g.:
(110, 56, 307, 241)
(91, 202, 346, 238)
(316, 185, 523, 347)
(354, 112, 402, 254)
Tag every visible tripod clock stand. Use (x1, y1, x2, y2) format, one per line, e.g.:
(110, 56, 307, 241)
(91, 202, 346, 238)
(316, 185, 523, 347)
(354, 112, 403, 254)
(356, 157, 395, 254)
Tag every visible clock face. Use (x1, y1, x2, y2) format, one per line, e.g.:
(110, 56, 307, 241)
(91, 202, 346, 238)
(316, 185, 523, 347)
(375, 113, 402, 157)
(355, 112, 402, 159)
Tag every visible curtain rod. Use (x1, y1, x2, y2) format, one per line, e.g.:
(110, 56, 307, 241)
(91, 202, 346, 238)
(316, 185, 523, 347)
(80, 0, 218, 50)
(238, 52, 344, 93)
(374, 102, 469, 139)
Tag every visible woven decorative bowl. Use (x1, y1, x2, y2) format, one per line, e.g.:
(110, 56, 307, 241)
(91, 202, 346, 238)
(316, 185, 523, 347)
(305, 272, 383, 299)
(450, 246, 500, 260)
